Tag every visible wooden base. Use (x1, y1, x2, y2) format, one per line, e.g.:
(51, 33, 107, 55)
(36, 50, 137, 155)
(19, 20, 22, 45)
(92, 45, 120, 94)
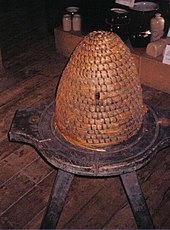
(40, 170, 74, 229)
(121, 172, 154, 229)
(40, 170, 154, 229)
(8, 99, 170, 229)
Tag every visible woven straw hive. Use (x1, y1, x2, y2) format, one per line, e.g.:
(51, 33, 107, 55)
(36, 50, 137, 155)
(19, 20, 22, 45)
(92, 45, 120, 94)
(54, 31, 145, 150)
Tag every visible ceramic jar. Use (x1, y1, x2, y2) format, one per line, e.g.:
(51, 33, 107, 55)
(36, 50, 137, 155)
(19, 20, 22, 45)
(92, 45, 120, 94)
(150, 13, 165, 42)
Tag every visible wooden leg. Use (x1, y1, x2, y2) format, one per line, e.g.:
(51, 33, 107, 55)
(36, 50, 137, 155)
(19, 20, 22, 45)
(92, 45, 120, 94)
(120, 171, 155, 229)
(40, 169, 74, 229)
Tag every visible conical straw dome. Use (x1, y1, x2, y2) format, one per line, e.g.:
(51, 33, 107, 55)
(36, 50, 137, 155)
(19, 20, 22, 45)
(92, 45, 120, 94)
(54, 31, 144, 149)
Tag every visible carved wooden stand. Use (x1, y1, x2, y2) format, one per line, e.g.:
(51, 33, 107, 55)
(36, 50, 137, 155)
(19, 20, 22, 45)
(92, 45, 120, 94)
(9, 101, 170, 229)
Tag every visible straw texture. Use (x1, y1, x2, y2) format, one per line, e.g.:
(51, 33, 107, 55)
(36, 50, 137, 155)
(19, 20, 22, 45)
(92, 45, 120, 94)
(55, 31, 145, 149)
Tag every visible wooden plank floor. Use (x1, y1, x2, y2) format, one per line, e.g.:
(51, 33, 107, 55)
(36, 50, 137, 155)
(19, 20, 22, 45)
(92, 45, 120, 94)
(0, 1, 170, 229)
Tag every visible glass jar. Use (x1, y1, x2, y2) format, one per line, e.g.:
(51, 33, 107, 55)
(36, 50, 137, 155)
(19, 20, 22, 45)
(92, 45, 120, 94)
(73, 14, 81, 31)
(62, 14, 71, 31)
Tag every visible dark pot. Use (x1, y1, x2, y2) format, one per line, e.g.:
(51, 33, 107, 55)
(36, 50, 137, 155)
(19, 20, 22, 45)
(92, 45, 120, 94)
(129, 1, 159, 47)
(129, 1, 159, 30)
(105, 8, 131, 42)
(129, 27, 151, 47)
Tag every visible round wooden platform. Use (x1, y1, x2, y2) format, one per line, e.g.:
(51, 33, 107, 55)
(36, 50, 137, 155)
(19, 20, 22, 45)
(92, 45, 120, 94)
(37, 101, 160, 176)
